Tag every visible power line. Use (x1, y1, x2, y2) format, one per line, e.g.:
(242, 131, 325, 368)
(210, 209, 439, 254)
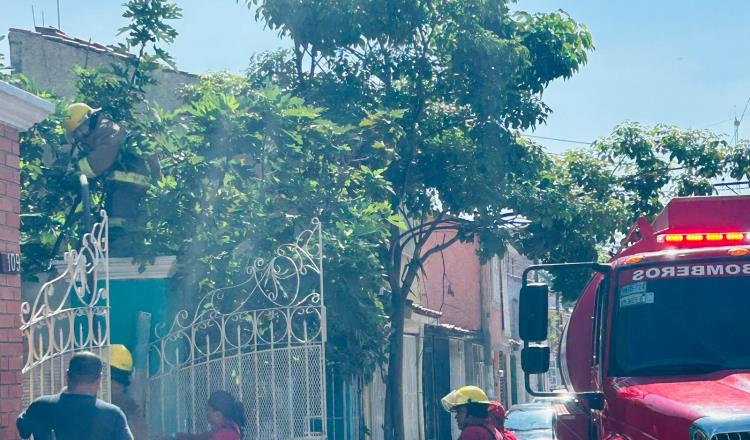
(524, 134, 593, 145)
(734, 96, 750, 146)
(703, 117, 733, 129)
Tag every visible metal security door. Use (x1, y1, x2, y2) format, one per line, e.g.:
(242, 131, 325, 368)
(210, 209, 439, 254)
(149, 219, 326, 439)
(21, 211, 111, 405)
(423, 332, 452, 440)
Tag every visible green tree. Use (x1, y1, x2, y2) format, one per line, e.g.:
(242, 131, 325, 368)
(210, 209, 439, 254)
(141, 73, 397, 374)
(239, 0, 593, 437)
(18, 1, 394, 377)
(19, 0, 181, 276)
(519, 122, 750, 300)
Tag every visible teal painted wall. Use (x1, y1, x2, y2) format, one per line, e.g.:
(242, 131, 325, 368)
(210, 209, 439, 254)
(109, 279, 168, 350)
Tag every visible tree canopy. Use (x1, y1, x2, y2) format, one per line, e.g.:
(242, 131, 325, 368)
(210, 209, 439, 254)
(239, 0, 593, 437)
(519, 123, 750, 300)
(11, 1, 750, 439)
(16, 0, 395, 377)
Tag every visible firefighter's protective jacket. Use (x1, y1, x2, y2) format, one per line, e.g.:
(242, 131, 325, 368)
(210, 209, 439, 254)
(459, 418, 507, 440)
(71, 112, 159, 234)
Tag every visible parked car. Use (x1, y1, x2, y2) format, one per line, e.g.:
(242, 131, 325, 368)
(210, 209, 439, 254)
(504, 403, 556, 440)
(531, 391, 574, 405)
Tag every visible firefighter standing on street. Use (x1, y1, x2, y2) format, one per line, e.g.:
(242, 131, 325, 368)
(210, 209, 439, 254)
(111, 345, 148, 440)
(64, 103, 159, 255)
(441, 386, 508, 440)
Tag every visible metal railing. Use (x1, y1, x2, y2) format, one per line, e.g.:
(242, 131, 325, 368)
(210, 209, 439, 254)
(149, 219, 327, 439)
(21, 211, 111, 405)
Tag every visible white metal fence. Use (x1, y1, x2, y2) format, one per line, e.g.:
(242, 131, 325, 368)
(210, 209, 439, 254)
(21, 211, 111, 405)
(149, 220, 326, 439)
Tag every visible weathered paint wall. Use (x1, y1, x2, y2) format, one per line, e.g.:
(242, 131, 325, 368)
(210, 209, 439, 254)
(0, 123, 22, 440)
(420, 230, 482, 331)
(9, 27, 197, 112)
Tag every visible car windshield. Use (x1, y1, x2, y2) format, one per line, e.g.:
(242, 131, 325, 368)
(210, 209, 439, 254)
(505, 408, 553, 431)
(611, 262, 750, 377)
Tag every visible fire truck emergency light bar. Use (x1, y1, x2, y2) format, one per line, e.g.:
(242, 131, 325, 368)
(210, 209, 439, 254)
(656, 232, 749, 243)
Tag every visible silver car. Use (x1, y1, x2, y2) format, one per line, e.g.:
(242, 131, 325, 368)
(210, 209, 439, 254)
(505, 403, 556, 440)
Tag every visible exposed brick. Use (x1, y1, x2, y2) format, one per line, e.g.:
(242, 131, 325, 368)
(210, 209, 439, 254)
(0, 167, 19, 186)
(0, 398, 20, 413)
(4, 185, 19, 201)
(4, 276, 19, 288)
(2, 244, 19, 254)
(0, 288, 19, 301)
(0, 371, 21, 385)
(3, 155, 18, 171)
(0, 315, 16, 328)
(4, 214, 18, 229)
(0, 425, 18, 440)
(0, 139, 12, 154)
(0, 301, 20, 315)
(1, 127, 19, 143)
(0, 198, 15, 214)
(6, 358, 21, 371)
(0, 329, 21, 342)
(0, 227, 19, 243)
(0, 343, 22, 355)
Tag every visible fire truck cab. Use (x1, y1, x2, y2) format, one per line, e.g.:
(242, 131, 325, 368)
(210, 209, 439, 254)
(519, 195, 750, 440)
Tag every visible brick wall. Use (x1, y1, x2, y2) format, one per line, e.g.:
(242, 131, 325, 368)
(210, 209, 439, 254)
(0, 122, 21, 439)
(421, 230, 483, 331)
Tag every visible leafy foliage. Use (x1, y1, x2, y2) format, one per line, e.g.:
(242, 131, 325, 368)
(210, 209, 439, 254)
(18, 1, 392, 377)
(519, 123, 750, 300)
(19, 0, 182, 276)
(140, 74, 396, 374)
(238, 0, 593, 437)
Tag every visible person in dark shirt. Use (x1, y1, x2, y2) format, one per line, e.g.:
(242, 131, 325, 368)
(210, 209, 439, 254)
(16, 351, 134, 440)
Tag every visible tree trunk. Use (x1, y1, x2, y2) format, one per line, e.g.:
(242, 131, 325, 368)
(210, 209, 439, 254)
(383, 282, 406, 440)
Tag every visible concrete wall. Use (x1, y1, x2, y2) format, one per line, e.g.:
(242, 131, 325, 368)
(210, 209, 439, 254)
(9, 27, 197, 111)
(420, 230, 482, 331)
(0, 123, 21, 440)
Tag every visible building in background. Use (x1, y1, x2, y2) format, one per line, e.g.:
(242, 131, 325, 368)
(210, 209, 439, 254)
(359, 224, 539, 440)
(8, 27, 196, 112)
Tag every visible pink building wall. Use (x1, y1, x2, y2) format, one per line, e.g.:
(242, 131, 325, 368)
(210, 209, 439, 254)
(0, 123, 22, 440)
(419, 230, 482, 331)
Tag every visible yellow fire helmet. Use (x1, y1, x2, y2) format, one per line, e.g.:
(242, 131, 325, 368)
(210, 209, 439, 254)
(110, 344, 134, 372)
(63, 102, 97, 134)
(441, 385, 491, 412)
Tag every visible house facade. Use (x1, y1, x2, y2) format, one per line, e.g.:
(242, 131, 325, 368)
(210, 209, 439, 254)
(0, 80, 53, 439)
(360, 229, 539, 440)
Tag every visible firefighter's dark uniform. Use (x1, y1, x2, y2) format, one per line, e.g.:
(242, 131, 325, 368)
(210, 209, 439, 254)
(70, 111, 158, 255)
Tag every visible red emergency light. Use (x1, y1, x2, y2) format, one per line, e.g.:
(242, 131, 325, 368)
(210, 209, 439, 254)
(656, 232, 749, 243)
(621, 196, 750, 255)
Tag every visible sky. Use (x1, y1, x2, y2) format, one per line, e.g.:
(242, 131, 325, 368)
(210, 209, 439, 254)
(3, 0, 750, 153)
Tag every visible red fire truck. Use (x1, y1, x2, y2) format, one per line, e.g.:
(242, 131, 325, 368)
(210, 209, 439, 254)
(519, 195, 750, 440)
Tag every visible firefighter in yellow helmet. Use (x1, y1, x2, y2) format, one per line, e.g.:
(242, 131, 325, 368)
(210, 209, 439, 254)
(111, 344, 148, 440)
(441, 386, 506, 440)
(64, 103, 159, 255)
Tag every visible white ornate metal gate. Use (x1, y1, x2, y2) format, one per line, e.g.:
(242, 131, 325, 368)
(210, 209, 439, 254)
(21, 211, 110, 405)
(149, 220, 326, 439)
